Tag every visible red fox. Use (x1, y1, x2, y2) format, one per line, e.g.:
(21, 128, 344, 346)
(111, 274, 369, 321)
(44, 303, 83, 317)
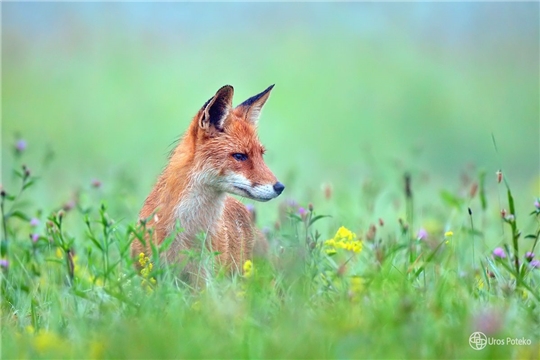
(131, 85, 284, 276)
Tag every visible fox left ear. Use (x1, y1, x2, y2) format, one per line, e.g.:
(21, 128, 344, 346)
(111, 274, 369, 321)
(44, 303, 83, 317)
(200, 85, 234, 131)
(236, 84, 274, 125)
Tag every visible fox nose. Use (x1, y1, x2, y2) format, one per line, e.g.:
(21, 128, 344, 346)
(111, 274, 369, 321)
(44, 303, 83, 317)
(273, 181, 285, 195)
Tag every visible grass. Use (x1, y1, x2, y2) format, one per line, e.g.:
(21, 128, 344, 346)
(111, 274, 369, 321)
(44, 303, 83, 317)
(1, 145, 540, 359)
(2, 3, 540, 358)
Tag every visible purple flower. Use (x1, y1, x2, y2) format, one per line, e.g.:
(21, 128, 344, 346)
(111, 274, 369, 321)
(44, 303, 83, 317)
(0, 259, 8, 269)
(15, 139, 27, 153)
(472, 309, 503, 336)
(417, 228, 428, 240)
(493, 247, 506, 259)
(31, 233, 39, 243)
(525, 252, 535, 262)
(298, 207, 307, 216)
(535, 199, 540, 210)
(29, 218, 40, 227)
(286, 199, 298, 208)
(530, 260, 540, 269)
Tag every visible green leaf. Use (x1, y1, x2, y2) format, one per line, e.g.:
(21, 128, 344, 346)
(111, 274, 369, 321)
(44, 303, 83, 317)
(309, 215, 331, 226)
(478, 170, 487, 210)
(6, 210, 30, 222)
(440, 190, 464, 209)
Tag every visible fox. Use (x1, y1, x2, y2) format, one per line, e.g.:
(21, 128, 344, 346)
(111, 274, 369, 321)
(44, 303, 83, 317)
(131, 84, 284, 277)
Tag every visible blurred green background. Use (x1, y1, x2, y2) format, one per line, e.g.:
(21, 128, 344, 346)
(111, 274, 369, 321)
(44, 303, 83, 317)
(2, 2, 539, 225)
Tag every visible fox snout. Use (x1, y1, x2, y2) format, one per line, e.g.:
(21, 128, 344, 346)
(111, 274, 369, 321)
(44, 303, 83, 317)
(273, 181, 285, 195)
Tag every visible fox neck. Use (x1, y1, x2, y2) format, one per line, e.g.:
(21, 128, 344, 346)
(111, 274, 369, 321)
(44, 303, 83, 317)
(172, 173, 226, 238)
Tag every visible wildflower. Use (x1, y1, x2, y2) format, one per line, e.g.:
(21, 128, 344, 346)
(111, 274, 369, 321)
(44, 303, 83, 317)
(322, 183, 333, 200)
(286, 199, 298, 208)
(417, 228, 428, 240)
(444, 231, 454, 237)
(496, 170, 502, 184)
(525, 252, 535, 262)
(62, 200, 76, 212)
(493, 247, 506, 259)
(324, 226, 362, 255)
(139, 253, 156, 291)
(138, 252, 148, 268)
(89, 340, 106, 359)
(298, 207, 307, 219)
(91, 179, 102, 188)
(535, 199, 540, 210)
(475, 275, 485, 290)
(15, 139, 27, 153)
(243, 260, 253, 278)
(504, 214, 515, 223)
(473, 308, 503, 336)
(33, 331, 63, 354)
(349, 276, 364, 302)
(469, 182, 478, 198)
(30, 233, 39, 242)
(530, 260, 540, 269)
(0, 259, 8, 269)
(29, 218, 40, 227)
(366, 224, 376, 241)
(245, 204, 256, 222)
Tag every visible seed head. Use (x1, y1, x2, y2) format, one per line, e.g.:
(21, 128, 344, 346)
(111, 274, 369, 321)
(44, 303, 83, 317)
(496, 170, 502, 184)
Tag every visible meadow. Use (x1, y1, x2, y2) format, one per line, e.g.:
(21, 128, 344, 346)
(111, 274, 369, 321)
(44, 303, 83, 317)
(2, 3, 539, 359)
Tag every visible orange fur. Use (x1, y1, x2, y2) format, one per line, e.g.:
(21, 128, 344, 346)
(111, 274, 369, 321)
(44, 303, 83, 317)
(131, 85, 283, 277)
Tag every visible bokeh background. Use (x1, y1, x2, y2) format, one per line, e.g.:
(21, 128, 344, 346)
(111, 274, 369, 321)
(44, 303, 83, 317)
(2, 2, 539, 226)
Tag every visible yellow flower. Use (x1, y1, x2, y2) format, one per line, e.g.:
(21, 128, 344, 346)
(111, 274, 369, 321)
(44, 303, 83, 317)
(350, 276, 364, 293)
(336, 226, 355, 242)
(475, 275, 484, 290)
(349, 276, 364, 302)
(89, 340, 106, 359)
(243, 260, 253, 278)
(139, 253, 156, 291)
(324, 226, 362, 255)
(444, 231, 454, 237)
(138, 252, 148, 268)
(33, 331, 63, 354)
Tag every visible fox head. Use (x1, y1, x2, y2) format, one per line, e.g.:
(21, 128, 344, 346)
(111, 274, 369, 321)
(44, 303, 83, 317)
(192, 85, 284, 202)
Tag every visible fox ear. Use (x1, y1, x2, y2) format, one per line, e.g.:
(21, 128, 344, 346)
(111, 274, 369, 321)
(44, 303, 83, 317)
(200, 85, 234, 131)
(236, 84, 274, 125)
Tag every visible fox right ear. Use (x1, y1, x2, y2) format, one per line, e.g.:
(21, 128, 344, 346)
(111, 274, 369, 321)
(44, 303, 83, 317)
(199, 85, 234, 131)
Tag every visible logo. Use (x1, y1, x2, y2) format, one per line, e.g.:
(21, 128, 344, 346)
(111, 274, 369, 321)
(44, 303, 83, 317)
(469, 332, 488, 350)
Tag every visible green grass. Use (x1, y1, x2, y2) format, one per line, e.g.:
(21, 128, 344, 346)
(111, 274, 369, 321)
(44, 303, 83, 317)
(1, 147, 540, 359)
(2, 4, 540, 358)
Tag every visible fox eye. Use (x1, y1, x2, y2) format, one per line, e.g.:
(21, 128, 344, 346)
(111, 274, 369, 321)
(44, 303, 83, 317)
(232, 153, 248, 161)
